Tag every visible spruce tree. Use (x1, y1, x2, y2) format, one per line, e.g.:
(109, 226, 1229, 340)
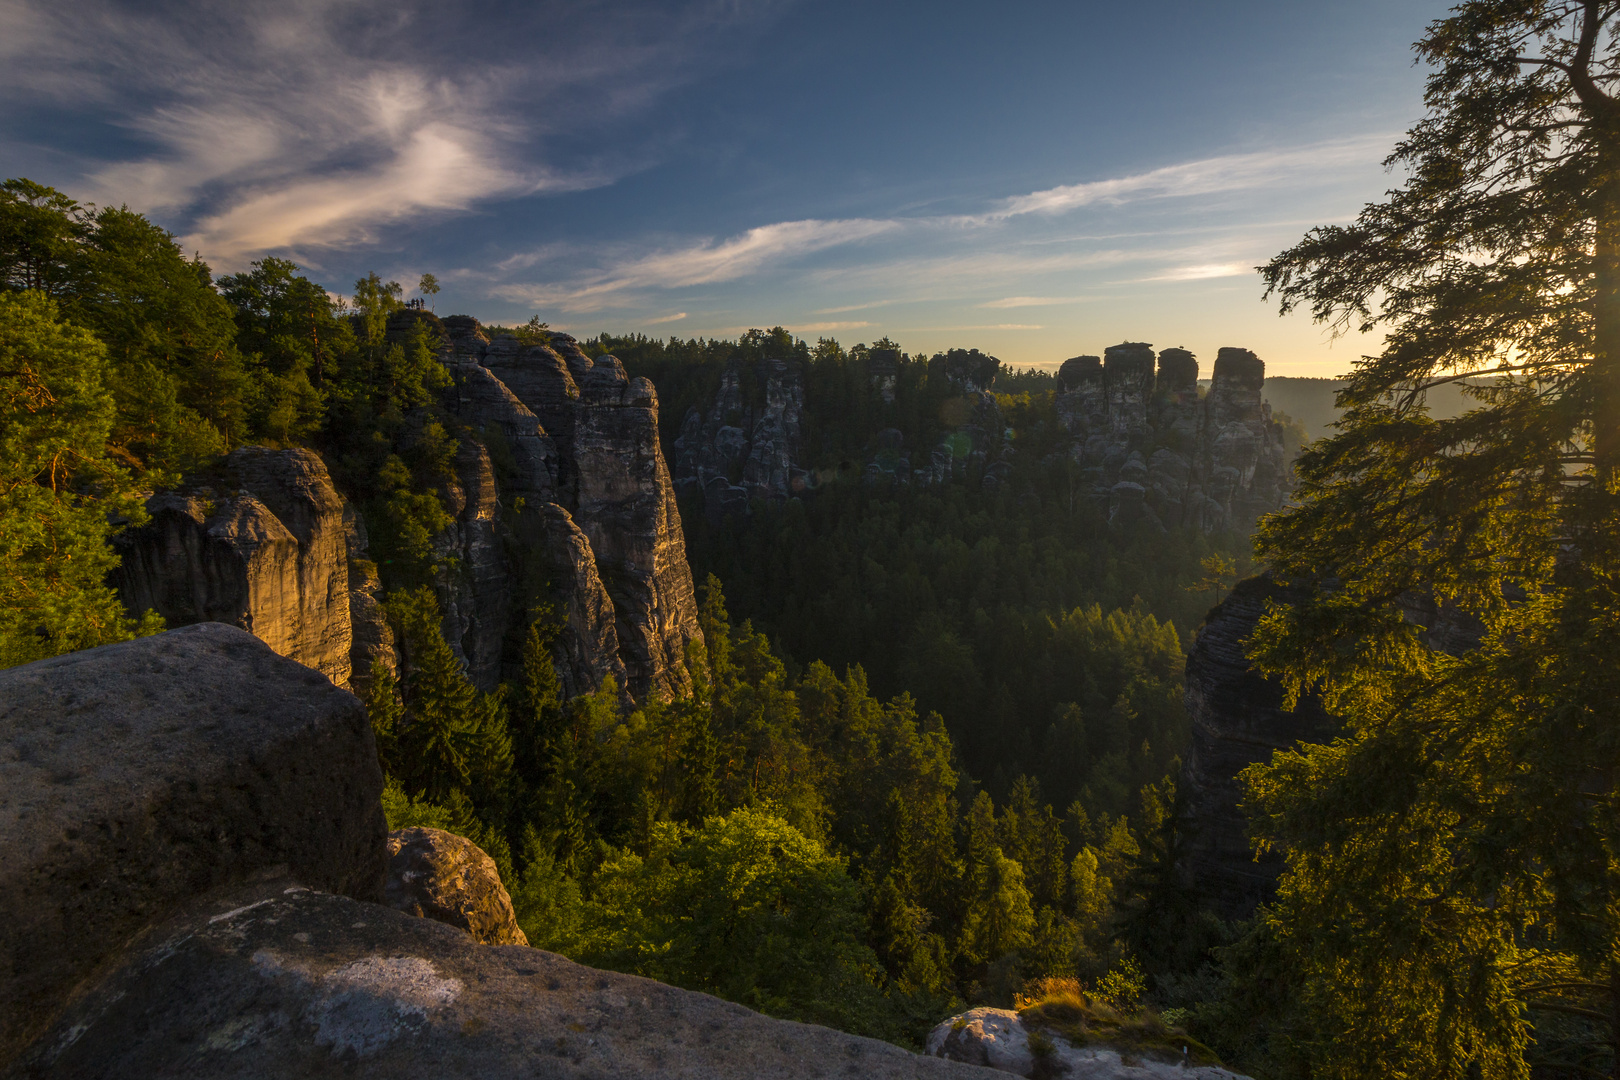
(1247, 4, 1620, 1074)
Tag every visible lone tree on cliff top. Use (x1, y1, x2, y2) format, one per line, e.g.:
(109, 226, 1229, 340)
(1242, 3, 1620, 1078)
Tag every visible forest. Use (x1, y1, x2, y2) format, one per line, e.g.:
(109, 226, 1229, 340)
(0, 176, 1238, 1054)
(11, 1, 1620, 1068)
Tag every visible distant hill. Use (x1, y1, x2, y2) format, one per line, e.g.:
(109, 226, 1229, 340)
(1248, 377, 1491, 443)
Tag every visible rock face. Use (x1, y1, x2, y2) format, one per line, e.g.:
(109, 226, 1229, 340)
(0, 624, 386, 1065)
(673, 357, 809, 511)
(385, 827, 528, 946)
(115, 313, 700, 706)
(16, 876, 997, 1080)
(114, 447, 356, 687)
(1058, 345, 1290, 534)
(671, 349, 1011, 503)
(438, 319, 701, 702)
(925, 1008, 1245, 1079)
(1178, 577, 1338, 919)
(665, 340, 1284, 530)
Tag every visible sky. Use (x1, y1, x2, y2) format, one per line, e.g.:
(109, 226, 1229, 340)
(0, 0, 1454, 374)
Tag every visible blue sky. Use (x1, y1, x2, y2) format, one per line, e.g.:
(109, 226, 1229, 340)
(0, 0, 1450, 374)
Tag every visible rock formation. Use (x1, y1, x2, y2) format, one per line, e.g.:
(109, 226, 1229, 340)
(673, 356, 810, 513)
(113, 447, 359, 688)
(0, 624, 385, 1064)
(2, 627, 993, 1079)
(385, 828, 528, 946)
(115, 313, 700, 705)
(436, 317, 701, 701)
(666, 340, 1284, 529)
(1178, 577, 1338, 919)
(1058, 345, 1290, 534)
(926, 1007, 1244, 1079)
(671, 349, 1011, 505)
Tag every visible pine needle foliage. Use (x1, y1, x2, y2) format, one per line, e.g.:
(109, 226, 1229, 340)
(1244, 5, 1620, 1076)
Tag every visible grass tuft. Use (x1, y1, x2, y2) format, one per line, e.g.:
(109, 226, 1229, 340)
(1013, 977, 1221, 1067)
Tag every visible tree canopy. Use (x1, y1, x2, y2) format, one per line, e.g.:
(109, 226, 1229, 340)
(1243, 4, 1620, 1076)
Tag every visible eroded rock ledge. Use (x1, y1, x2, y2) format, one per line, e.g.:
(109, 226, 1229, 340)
(0, 624, 385, 1065)
(0, 628, 993, 1079)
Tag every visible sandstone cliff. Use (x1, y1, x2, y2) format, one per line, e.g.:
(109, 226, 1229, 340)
(1177, 576, 1337, 918)
(1057, 344, 1290, 534)
(435, 316, 700, 702)
(670, 348, 1011, 511)
(115, 313, 701, 705)
(113, 447, 364, 689)
(666, 341, 1285, 531)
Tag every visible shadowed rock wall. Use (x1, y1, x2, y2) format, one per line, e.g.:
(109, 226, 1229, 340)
(1178, 577, 1338, 918)
(1058, 344, 1290, 534)
(0, 624, 385, 1064)
(438, 318, 700, 702)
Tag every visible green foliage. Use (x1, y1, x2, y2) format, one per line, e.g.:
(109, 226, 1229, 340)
(683, 480, 1207, 817)
(575, 809, 897, 1037)
(961, 847, 1036, 964)
(0, 290, 161, 665)
(383, 586, 513, 810)
(1234, 5, 1620, 1077)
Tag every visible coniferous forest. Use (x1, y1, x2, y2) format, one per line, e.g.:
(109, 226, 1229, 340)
(0, 175, 1243, 1053)
(9, 5, 1620, 1076)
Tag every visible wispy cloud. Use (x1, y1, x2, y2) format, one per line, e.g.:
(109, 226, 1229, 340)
(967, 136, 1395, 224)
(980, 296, 1091, 308)
(645, 311, 689, 323)
(789, 320, 872, 332)
(1141, 262, 1257, 282)
(814, 299, 902, 314)
(900, 323, 1045, 331)
(495, 218, 900, 311)
(0, 0, 787, 268)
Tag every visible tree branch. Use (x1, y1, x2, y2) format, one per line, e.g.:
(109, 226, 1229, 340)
(1566, 0, 1619, 115)
(1528, 999, 1613, 1023)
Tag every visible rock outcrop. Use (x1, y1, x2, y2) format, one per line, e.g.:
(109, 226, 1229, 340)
(673, 357, 810, 512)
(114, 447, 357, 688)
(671, 349, 1011, 505)
(437, 319, 701, 702)
(926, 1008, 1244, 1079)
(385, 828, 527, 946)
(0, 624, 385, 1065)
(1178, 577, 1338, 919)
(2, 629, 993, 1079)
(1058, 345, 1290, 534)
(666, 340, 1285, 530)
(19, 875, 995, 1080)
(115, 313, 699, 705)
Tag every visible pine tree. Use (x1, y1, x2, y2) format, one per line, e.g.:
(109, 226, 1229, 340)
(1246, 4, 1620, 1074)
(961, 847, 1035, 965)
(0, 290, 160, 666)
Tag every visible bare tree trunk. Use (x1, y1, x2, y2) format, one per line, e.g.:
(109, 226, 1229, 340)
(1592, 174, 1620, 479)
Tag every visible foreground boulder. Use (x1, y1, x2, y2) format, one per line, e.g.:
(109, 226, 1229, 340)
(1, 625, 996, 1078)
(0, 624, 386, 1066)
(927, 1007, 1244, 1080)
(385, 827, 528, 946)
(16, 874, 996, 1079)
